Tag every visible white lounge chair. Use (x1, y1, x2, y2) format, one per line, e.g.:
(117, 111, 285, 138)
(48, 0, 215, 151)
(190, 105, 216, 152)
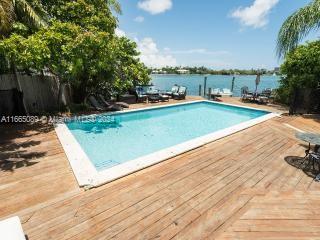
(219, 88, 232, 97)
(208, 88, 221, 100)
(166, 86, 179, 97)
(0, 216, 26, 240)
(172, 86, 187, 100)
(212, 88, 220, 95)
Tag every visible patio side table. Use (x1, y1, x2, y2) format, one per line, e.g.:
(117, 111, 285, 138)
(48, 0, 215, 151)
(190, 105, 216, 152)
(296, 132, 320, 181)
(296, 132, 320, 156)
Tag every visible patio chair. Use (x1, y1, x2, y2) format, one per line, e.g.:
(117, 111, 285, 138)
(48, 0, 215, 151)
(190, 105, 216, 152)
(146, 86, 159, 95)
(135, 87, 148, 103)
(88, 95, 105, 111)
(89, 95, 122, 112)
(206, 88, 218, 100)
(241, 86, 254, 102)
(257, 88, 272, 104)
(159, 94, 170, 102)
(209, 88, 221, 100)
(268, 89, 277, 103)
(220, 88, 233, 97)
(98, 94, 129, 109)
(309, 145, 320, 171)
(166, 85, 179, 97)
(212, 88, 220, 96)
(257, 95, 269, 104)
(261, 88, 272, 98)
(173, 86, 187, 100)
(148, 94, 160, 103)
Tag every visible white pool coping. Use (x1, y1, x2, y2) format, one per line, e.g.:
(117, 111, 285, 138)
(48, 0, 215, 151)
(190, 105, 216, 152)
(55, 100, 280, 188)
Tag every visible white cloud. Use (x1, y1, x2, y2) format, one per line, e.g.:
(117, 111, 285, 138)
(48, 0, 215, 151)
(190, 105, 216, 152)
(137, 38, 177, 68)
(134, 16, 145, 23)
(115, 28, 126, 37)
(231, 0, 279, 28)
(138, 0, 172, 15)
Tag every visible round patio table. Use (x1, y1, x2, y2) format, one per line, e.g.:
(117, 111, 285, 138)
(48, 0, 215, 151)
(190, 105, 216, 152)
(296, 132, 320, 150)
(296, 132, 320, 181)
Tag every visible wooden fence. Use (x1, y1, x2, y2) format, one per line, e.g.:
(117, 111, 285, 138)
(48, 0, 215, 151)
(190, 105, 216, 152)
(0, 74, 62, 114)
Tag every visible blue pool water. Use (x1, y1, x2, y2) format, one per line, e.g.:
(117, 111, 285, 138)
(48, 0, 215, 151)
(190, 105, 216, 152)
(66, 102, 269, 171)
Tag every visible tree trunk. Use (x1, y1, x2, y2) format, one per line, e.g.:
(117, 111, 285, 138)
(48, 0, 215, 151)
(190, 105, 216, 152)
(73, 80, 89, 103)
(289, 88, 298, 115)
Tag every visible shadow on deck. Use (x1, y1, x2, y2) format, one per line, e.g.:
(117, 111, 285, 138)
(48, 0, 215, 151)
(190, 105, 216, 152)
(0, 123, 52, 172)
(285, 156, 319, 179)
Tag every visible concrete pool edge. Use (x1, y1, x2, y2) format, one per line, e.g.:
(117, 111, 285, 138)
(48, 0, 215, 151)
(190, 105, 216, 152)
(54, 100, 280, 188)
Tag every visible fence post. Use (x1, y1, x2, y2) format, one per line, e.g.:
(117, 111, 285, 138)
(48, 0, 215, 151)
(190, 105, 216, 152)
(208, 88, 212, 100)
(199, 85, 202, 96)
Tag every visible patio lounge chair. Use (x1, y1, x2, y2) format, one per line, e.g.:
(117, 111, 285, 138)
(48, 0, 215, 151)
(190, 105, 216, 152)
(268, 89, 277, 103)
(258, 95, 269, 104)
(212, 88, 220, 96)
(220, 88, 233, 97)
(209, 88, 221, 99)
(173, 86, 187, 100)
(135, 87, 148, 103)
(88, 95, 105, 111)
(241, 86, 254, 102)
(98, 94, 129, 109)
(89, 95, 122, 112)
(166, 85, 179, 97)
(148, 94, 160, 103)
(261, 88, 272, 98)
(159, 94, 170, 102)
(146, 86, 159, 95)
(257, 88, 272, 104)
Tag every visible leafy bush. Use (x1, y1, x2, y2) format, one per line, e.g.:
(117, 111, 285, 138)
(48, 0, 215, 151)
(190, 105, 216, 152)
(278, 40, 320, 104)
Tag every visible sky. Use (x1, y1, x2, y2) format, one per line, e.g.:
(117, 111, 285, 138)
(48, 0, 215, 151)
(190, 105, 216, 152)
(117, 0, 319, 70)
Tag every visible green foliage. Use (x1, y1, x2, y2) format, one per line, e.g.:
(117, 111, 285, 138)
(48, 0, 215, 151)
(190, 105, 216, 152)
(0, 0, 47, 36)
(43, 0, 118, 32)
(0, 33, 50, 70)
(0, 0, 150, 102)
(277, 0, 320, 58)
(277, 40, 320, 104)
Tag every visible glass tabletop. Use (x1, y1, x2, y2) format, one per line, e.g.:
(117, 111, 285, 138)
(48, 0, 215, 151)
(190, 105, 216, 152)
(296, 132, 320, 145)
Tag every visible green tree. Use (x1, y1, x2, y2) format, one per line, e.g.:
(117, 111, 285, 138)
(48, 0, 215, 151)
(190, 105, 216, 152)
(0, 0, 150, 103)
(277, 0, 320, 58)
(42, 0, 118, 33)
(277, 40, 320, 104)
(0, 23, 150, 102)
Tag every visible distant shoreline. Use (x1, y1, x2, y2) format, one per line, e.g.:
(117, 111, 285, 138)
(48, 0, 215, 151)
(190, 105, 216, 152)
(151, 74, 280, 77)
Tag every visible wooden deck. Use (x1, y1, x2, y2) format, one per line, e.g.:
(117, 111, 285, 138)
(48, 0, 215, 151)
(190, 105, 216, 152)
(1, 97, 320, 239)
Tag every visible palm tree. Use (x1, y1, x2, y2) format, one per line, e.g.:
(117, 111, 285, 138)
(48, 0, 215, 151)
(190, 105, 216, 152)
(108, 0, 122, 14)
(0, 0, 47, 36)
(277, 0, 320, 58)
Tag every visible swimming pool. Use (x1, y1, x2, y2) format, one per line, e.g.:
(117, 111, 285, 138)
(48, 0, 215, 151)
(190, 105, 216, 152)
(55, 100, 278, 187)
